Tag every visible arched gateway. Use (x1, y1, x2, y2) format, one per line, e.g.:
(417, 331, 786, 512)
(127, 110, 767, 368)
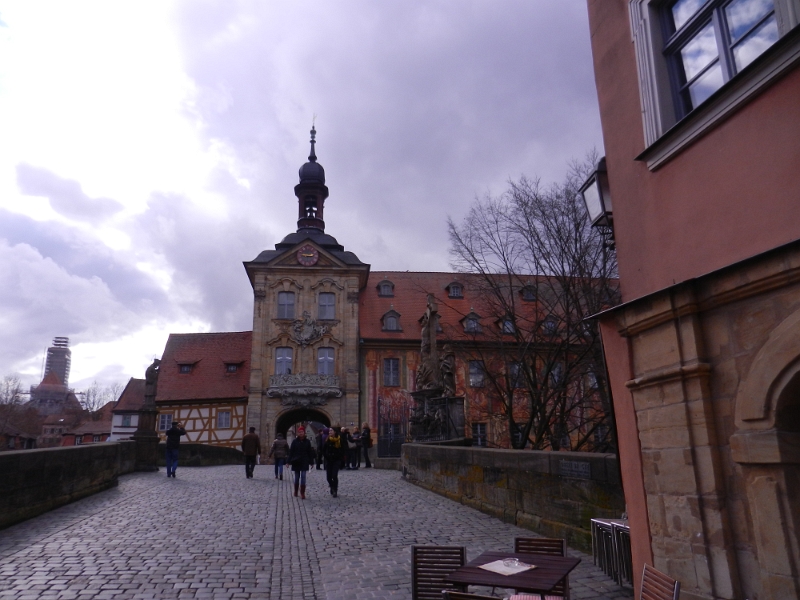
(243, 127, 370, 446)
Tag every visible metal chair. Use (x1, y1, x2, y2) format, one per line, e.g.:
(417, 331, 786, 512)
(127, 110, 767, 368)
(513, 537, 570, 600)
(640, 563, 680, 600)
(441, 592, 502, 600)
(412, 545, 467, 600)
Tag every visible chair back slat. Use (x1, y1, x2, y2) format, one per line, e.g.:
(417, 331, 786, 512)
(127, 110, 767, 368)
(640, 564, 680, 600)
(513, 538, 570, 599)
(441, 592, 502, 600)
(412, 545, 466, 600)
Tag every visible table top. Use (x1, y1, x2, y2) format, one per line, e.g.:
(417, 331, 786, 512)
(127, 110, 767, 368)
(444, 550, 581, 593)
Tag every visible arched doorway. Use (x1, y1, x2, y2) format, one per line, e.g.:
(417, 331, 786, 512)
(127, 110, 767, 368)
(274, 408, 330, 437)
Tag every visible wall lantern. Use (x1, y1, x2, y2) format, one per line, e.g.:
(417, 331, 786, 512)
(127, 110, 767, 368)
(579, 157, 613, 228)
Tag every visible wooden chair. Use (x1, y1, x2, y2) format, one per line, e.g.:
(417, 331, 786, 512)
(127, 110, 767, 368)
(412, 545, 467, 600)
(640, 564, 680, 600)
(441, 592, 502, 600)
(513, 537, 570, 600)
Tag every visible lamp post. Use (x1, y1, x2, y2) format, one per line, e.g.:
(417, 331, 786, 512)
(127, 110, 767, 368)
(579, 157, 614, 248)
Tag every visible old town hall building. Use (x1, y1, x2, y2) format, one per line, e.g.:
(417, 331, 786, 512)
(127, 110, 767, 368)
(153, 129, 605, 453)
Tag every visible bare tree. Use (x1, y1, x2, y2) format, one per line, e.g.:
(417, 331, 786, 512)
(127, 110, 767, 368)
(447, 155, 619, 451)
(80, 381, 122, 417)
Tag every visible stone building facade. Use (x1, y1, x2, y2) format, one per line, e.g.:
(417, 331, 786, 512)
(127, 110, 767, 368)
(586, 1, 800, 597)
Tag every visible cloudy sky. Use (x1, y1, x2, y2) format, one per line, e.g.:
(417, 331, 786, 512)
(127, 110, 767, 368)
(0, 0, 603, 393)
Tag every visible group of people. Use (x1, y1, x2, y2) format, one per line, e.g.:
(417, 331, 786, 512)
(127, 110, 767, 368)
(238, 422, 373, 499)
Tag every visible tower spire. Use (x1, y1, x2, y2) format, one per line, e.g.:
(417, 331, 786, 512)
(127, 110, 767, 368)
(309, 125, 317, 162)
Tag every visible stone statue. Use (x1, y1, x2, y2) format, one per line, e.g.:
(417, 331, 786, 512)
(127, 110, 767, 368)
(292, 311, 328, 347)
(144, 359, 161, 406)
(440, 344, 456, 397)
(416, 294, 441, 390)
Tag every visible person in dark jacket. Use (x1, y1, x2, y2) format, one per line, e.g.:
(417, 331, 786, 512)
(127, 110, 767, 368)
(287, 426, 315, 499)
(361, 422, 372, 468)
(323, 425, 346, 498)
(268, 433, 289, 480)
(241, 427, 261, 479)
(165, 421, 186, 478)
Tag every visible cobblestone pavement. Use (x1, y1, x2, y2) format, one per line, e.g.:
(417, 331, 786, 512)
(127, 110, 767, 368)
(0, 466, 633, 599)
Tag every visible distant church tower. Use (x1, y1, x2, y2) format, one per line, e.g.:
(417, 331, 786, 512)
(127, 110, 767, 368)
(243, 128, 370, 437)
(44, 337, 71, 386)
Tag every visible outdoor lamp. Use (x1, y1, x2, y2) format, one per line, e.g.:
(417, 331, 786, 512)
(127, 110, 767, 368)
(579, 157, 613, 228)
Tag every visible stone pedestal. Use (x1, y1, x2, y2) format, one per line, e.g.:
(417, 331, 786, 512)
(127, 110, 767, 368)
(133, 409, 160, 472)
(410, 389, 465, 441)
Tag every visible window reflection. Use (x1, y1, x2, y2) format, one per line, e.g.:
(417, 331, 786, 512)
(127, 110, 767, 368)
(725, 0, 774, 42)
(672, 0, 711, 30)
(687, 62, 724, 107)
(733, 15, 778, 70)
(680, 22, 719, 81)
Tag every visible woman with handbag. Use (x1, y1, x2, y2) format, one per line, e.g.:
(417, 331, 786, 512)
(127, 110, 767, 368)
(287, 426, 315, 499)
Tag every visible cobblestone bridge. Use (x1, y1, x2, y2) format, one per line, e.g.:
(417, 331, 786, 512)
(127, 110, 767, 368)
(0, 466, 632, 599)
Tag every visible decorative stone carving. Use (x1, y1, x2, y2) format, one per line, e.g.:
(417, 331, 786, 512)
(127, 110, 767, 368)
(291, 311, 328, 347)
(254, 288, 266, 299)
(266, 373, 342, 407)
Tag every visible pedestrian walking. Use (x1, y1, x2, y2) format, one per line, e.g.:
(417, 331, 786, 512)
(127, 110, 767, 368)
(323, 425, 346, 498)
(268, 433, 290, 480)
(361, 422, 373, 468)
(241, 426, 261, 479)
(287, 426, 315, 499)
(351, 429, 362, 469)
(342, 427, 355, 470)
(315, 427, 325, 470)
(164, 420, 186, 478)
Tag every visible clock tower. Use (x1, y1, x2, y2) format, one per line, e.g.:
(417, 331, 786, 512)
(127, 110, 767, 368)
(243, 128, 370, 443)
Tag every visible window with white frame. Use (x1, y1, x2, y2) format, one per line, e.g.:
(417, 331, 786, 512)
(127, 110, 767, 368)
(276, 347, 293, 375)
(75, 437, 83, 445)
(217, 410, 231, 429)
(629, 0, 799, 166)
(472, 423, 488, 447)
(122, 415, 132, 427)
(158, 413, 173, 431)
(384, 358, 400, 387)
(448, 282, 463, 298)
(93, 435, 101, 443)
(277, 291, 295, 319)
(317, 347, 335, 375)
(318, 292, 335, 320)
(382, 310, 402, 332)
(469, 360, 485, 388)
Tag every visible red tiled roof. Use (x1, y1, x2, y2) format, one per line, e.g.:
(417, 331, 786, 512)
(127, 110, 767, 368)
(359, 271, 498, 342)
(115, 378, 145, 412)
(40, 371, 64, 386)
(94, 400, 117, 420)
(69, 419, 113, 435)
(156, 331, 252, 402)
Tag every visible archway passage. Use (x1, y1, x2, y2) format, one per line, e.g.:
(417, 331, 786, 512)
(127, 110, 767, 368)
(274, 408, 330, 437)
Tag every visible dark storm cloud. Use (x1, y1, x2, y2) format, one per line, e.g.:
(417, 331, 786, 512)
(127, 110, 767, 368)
(169, 1, 603, 271)
(16, 163, 124, 222)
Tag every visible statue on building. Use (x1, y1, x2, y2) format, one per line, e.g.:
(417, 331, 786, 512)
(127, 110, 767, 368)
(292, 311, 328, 347)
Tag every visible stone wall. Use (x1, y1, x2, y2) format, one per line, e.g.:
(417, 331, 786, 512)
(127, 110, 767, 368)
(156, 442, 244, 467)
(0, 440, 137, 530)
(402, 443, 625, 552)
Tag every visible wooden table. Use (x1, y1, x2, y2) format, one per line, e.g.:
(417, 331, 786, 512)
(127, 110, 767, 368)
(444, 550, 580, 595)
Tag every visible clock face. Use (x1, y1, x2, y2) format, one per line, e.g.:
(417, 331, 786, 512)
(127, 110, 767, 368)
(297, 244, 319, 266)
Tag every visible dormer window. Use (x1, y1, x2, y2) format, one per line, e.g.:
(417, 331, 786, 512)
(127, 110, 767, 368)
(377, 280, 395, 297)
(500, 318, 515, 334)
(542, 315, 558, 336)
(463, 312, 482, 333)
(447, 282, 464, 298)
(179, 364, 193, 374)
(225, 364, 239, 373)
(521, 286, 536, 301)
(382, 309, 402, 332)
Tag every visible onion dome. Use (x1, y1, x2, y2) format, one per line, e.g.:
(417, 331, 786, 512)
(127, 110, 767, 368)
(298, 126, 325, 184)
